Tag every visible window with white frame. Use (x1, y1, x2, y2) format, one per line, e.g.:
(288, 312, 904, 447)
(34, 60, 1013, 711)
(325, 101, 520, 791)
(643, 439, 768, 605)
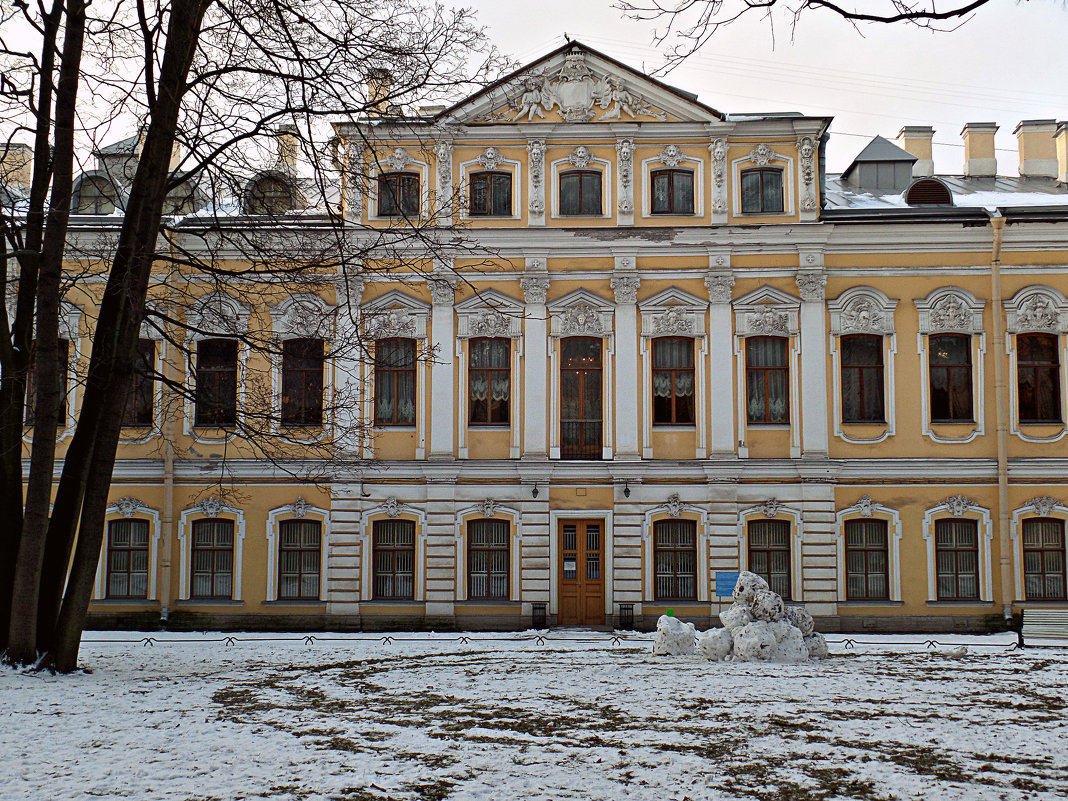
(1023, 518, 1066, 601)
(106, 519, 151, 599)
(278, 519, 322, 600)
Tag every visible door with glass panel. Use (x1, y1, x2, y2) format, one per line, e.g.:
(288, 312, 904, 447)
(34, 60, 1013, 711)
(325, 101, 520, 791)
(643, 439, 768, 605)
(558, 520, 605, 625)
(560, 337, 602, 459)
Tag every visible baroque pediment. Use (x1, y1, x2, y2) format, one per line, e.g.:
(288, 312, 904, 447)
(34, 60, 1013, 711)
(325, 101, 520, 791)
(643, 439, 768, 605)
(439, 42, 722, 126)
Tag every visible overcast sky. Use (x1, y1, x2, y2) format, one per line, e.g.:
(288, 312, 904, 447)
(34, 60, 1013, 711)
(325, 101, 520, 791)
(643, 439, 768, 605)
(466, 0, 1068, 174)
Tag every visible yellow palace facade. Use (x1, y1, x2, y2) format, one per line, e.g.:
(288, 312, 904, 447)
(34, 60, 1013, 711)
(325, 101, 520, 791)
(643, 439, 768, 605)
(38, 42, 1068, 632)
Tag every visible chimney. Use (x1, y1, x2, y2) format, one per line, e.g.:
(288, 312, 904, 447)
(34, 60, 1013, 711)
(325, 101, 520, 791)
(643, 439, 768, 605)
(1014, 119, 1058, 178)
(961, 122, 998, 178)
(366, 68, 393, 117)
(0, 142, 33, 188)
(1056, 121, 1068, 184)
(897, 126, 934, 177)
(275, 124, 299, 170)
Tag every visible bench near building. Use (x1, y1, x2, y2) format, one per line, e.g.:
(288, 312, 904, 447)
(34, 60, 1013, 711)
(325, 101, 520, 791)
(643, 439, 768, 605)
(15, 41, 1068, 633)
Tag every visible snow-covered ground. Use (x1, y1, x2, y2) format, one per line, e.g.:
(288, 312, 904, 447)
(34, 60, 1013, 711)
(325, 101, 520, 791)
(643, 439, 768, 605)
(3, 631, 1067, 800)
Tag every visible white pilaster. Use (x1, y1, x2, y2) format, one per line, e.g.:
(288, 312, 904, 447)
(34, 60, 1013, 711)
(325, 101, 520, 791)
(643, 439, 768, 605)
(521, 263, 550, 457)
(796, 265, 829, 457)
(428, 270, 456, 458)
(333, 273, 364, 457)
(611, 264, 640, 459)
(705, 263, 735, 456)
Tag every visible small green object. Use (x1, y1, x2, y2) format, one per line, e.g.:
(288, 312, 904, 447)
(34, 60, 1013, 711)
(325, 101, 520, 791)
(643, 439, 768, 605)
(666, 608, 674, 617)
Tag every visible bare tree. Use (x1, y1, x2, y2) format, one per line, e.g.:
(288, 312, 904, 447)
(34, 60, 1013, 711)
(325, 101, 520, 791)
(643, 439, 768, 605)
(615, 0, 1007, 71)
(0, 0, 502, 671)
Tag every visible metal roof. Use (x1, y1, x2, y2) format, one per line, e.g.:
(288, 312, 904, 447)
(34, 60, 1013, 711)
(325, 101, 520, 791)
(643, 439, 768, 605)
(825, 174, 1068, 212)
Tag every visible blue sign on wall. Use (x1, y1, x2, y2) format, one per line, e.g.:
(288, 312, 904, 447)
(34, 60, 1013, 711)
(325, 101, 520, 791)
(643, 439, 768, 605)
(715, 571, 742, 598)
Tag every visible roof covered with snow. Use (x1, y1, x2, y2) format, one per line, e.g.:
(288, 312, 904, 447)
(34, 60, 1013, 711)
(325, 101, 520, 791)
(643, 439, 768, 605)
(825, 175, 1068, 214)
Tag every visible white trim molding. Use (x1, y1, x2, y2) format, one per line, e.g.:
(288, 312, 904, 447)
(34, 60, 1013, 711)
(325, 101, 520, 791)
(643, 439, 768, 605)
(1009, 496, 1068, 602)
(359, 499, 428, 603)
(921, 496, 994, 602)
(118, 307, 166, 445)
(453, 502, 523, 602)
(549, 147, 614, 219)
(730, 144, 795, 217)
(834, 495, 903, 602)
(828, 286, 899, 444)
(265, 498, 331, 602)
(177, 497, 247, 602)
(639, 145, 705, 219)
(736, 499, 805, 601)
(457, 148, 524, 221)
(269, 293, 336, 443)
(914, 286, 987, 444)
(94, 498, 163, 601)
(367, 146, 431, 221)
(1005, 285, 1068, 443)
(641, 493, 710, 603)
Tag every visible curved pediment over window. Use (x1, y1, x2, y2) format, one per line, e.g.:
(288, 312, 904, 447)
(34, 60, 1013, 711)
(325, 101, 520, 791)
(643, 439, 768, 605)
(915, 287, 985, 335)
(829, 286, 898, 336)
(1005, 285, 1068, 334)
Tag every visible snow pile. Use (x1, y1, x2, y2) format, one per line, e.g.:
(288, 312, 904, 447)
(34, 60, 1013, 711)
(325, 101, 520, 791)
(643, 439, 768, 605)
(652, 614, 698, 655)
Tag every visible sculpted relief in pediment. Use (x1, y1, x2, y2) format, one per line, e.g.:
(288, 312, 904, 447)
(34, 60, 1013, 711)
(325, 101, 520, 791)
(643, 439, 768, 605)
(476, 52, 668, 124)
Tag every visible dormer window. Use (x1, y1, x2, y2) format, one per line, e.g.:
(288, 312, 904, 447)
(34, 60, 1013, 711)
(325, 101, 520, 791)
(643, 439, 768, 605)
(378, 172, 420, 217)
(740, 168, 784, 214)
(73, 176, 117, 214)
(905, 178, 953, 206)
(559, 170, 602, 216)
(469, 171, 511, 216)
(651, 169, 694, 215)
(244, 174, 297, 215)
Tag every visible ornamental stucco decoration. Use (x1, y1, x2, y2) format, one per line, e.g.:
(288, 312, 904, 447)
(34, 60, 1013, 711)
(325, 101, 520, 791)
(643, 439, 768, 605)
(568, 146, 594, 169)
(856, 495, 874, 518)
(114, 496, 147, 518)
(652, 308, 695, 335)
(1030, 496, 1059, 517)
(746, 308, 790, 335)
(796, 273, 826, 302)
(527, 140, 546, 214)
(710, 138, 728, 214)
(428, 278, 456, 306)
(291, 497, 309, 519)
(747, 143, 780, 167)
(195, 497, 226, 518)
(797, 136, 818, 211)
(559, 302, 605, 335)
(520, 275, 549, 305)
(476, 146, 505, 170)
(1016, 296, 1058, 332)
(761, 499, 781, 519)
(665, 493, 683, 518)
(930, 295, 970, 331)
(610, 275, 640, 305)
(365, 309, 417, 339)
(658, 144, 685, 168)
(382, 147, 414, 171)
(705, 272, 735, 303)
(477, 499, 498, 518)
(383, 496, 401, 518)
(435, 141, 453, 185)
(839, 299, 886, 334)
(469, 309, 513, 338)
(944, 495, 974, 517)
(617, 139, 634, 214)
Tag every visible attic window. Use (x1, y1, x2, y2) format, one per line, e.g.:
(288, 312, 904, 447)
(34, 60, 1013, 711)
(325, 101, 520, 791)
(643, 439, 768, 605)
(244, 174, 296, 215)
(73, 177, 117, 214)
(905, 179, 952, 206)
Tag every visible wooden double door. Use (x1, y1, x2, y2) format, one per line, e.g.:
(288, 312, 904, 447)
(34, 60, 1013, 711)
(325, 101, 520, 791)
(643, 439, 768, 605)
(558, 519, 605, 626)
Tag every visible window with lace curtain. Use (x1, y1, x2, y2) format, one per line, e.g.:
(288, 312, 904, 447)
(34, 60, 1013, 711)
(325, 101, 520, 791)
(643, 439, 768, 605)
(746, 336, 789, 424)
(468, 338, 509, 425)
(652, 337, 695, 425)
(374, 338, 416, 426)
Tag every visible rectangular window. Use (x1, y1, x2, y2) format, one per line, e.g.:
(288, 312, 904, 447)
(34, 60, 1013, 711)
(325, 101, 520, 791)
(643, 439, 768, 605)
(123, 339, 156, 427)
(106, 519, 150, 599)
(468, 518, 509, 600)
(560, 337, 602, 459)
(748, 519, 791, 599)
(559, 170, 602, 216)
(651, 169, 695, 215)
(195, 338, 238, 427)
(929, 334, 973, 422)
(377, 172, 420, 217)
(469, 171, 512, 216)
(281, 338, 325, 427)
(841, 334, 885, 423)
(374, 338, 416, 426)
(740, 169, 784, 214)
(935, 518, 980, 600)
(373, 519, 415, 600)
(844, 518, 889, 601)
(469, 338, 510, 425)
(1023, 518, 1066, 601)
(1018, 333, 1061, 424)
(746, 336, 789, 424)
(654, 519, 697, 601)
(191, 519, 234, 599)
(652, 337, 695, 425)
(278, 519, 321, 600)
(25, 338, 70, 425)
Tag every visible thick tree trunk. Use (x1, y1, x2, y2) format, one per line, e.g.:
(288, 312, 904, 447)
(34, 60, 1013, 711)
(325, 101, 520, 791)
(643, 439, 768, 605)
(6, 0, 87, 665)
(47, 0, 212, 671)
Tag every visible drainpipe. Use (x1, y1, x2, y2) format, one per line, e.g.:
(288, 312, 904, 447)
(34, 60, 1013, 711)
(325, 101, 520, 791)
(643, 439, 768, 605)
(988, 211, 1013, 625)
(157, 255, 178, 626)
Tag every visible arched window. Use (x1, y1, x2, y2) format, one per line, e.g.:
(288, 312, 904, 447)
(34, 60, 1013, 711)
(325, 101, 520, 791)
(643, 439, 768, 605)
(469, 171, 512, 216)
(73, 176, 117, 214)
(559, 170, 602, 216)
(905, 178, 953, 206)
(1017, 332, 1061, 424)
(377, 172, 420, 217)
(652, 337, 695, 425)
(244, 174, 296, 215)
(740, 168, 783, 214)
(651, 169, 694, 215)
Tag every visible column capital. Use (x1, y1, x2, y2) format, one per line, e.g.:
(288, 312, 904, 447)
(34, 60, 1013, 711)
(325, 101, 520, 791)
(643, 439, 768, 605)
(705, 271, 735, 304)
(611, 274, 640, 305)
(520, 274, 550, 305)
(428, 276, 456, 306)
(796, 272, 826, 303)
